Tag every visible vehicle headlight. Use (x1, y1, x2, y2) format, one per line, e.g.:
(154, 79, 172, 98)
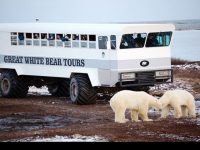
(121, 73, 135, 80)
(156, 70, 171, 77)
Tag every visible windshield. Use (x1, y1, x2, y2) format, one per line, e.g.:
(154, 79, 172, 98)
(120, 32, 172, 49)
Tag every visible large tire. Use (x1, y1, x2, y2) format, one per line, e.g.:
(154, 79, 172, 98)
(0, 70, 28, 98)
(70, 74, 97, 105)
(48, 79, 70, 97)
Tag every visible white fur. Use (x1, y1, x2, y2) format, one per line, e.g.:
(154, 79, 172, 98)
(110, 90, 161, 123)
(159, 90, 196, 119)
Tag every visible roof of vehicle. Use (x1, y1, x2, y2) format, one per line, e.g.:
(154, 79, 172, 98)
(0, 23, 175, 35)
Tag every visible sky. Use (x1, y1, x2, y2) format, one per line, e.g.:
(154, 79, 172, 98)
(0, 0, 200, 23)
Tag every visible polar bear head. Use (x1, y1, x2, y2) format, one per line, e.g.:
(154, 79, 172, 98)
(148, 95, 162, 111)
(159, 91, 171, 108)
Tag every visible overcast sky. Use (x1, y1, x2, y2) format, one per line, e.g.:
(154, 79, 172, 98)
(0, 0, 200, 23)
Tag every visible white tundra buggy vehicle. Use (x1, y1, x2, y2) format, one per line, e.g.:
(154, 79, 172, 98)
(0, 23, 175, 104)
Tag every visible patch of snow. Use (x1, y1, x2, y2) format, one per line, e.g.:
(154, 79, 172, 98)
(172, 63, 200, 71)
(28, 86, 50, 96)
(140, 131, 156, 136)
(150, 79, 194, 92)
(9, 134, 108, 142)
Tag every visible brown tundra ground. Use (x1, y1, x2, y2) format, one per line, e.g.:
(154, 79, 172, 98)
(0, 63, 200, 142)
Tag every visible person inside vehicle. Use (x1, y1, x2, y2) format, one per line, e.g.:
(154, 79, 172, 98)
(146, 34, 159, 47)
(134, 33, 145, 48)
(48, 33, 55, 40)
(18, 33, 24, 41)
(120, 34, 134, 49)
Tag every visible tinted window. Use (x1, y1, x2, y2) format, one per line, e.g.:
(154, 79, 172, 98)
(110, 35, 116, 50)
(11, 32, 17, 45)
(120, 33, 147, 49)
(18, 33, 25, 45)
(72, 34, 79, 48)
(98, 36, 108, 49)
(146, 32, 172, 47)
(89, 35, 96, 49)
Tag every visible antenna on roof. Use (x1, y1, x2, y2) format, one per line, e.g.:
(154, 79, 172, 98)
(35, 18, 40, 22)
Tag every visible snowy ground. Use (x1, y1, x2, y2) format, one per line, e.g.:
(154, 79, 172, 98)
(1, 64, 199, 142)
(172, 63, 200, 70)
(150, 79, 194, 94)
(7, 134, 108, 142)
(6, 100, 199, 142)
(26, 86, 200, 142)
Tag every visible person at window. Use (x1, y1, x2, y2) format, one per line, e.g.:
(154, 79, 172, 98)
(120, 36, 127, 49)
(41, 34, 47, 39)
(18, 33, 24, 41)
(81, 35, 87, 41)
(73, 34, 79, 40)
(48, 33, 55, 40)
(134, 34, 145, 48)
(120, 35, 134, 49)
(56, 34, 62, 40)
(146, 34, 159, 47)
(34, 33, 39, 39)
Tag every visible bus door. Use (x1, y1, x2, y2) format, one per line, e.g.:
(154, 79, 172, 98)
(98, 35, 116, 86)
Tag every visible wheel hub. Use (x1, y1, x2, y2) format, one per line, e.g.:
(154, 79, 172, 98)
(1, 78, 10, 93)
(70, 80, 78, 102)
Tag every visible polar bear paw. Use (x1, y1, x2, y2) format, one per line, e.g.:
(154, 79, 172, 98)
(131, 119, 141, 122)
(115, 118, 129, 123)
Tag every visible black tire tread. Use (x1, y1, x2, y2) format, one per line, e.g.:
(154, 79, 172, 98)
(71, 74, 97, 105)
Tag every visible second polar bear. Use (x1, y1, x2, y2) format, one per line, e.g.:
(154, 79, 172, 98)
(110, 90, 161, 123)
(159, 90, 196, 119)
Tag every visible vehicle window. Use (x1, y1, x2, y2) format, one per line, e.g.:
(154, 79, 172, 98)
(34, 33, 40, 39)
(26, 33, 32, 46)
(110, 35, 116, 50)
(146, 32, 172, 47)
(89, 35, 96, 49)
(48, 33, 55, 40)
(56, 34, 63, 47)
(72, 34, 79, 40)
(120, 33, 147, 49)
(18, 33, 25, 45)
(41, 33, 47, 39)
(81, 35, 87, 41)
(81, 34, 88, 48)
(98, 36, 108, 49)
(64, 34, 71, 48)
(41, 33, 47, 46)
(48, 33, 55, 47)
(133, 33, 146, 48)
(72, 34, 79, 48)
(26, 33, 32, 39)
(33, 33, 40, 46)
(11, 32, 17, 45)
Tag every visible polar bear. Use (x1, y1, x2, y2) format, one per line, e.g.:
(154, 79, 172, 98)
(159, 90, 196, 119)
(110, 90, 161, 123)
